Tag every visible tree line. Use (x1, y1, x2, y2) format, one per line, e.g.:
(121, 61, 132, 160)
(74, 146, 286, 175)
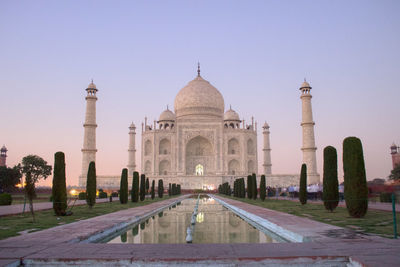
(218, 136, 370, 218)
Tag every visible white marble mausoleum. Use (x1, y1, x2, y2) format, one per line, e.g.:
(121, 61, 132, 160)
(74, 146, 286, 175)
(79, 66, 320, 190)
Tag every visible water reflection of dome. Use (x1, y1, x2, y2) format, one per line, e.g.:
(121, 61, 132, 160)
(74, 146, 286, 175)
(159, 218, 170, 228)
(229, 213, 240, 228)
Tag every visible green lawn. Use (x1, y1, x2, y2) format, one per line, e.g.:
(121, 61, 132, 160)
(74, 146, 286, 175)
(0, 196, 177, 240)
(220, 195, 399, 239)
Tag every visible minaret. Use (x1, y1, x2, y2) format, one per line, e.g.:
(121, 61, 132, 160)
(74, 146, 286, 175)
(80, 80, 98, 187)
(262, 123, 272, 175)
(0, 145, 7, 167)
(300, 80, 320, 184)
(390, 143, 400, 168)
(127, 122, 136, 179)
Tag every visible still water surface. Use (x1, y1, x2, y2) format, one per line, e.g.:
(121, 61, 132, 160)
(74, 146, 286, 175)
(102, 196, 287, 244)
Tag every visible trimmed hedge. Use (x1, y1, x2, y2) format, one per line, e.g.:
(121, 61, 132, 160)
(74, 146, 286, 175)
(52, 151, 67, 216)
(299, 164, 307, 205)
(343, 136, 368, 218)
(323, 146, 339, 212)
(252, 173, 257, 200)
(132, 171, 139, 203)
(78, 192, 86, 200)
(119, 168, 128, 204)
(247, 175, 252, 199)
(86, 161, 96, 208)
(99, 191, 108, 199)
(260, 175, 266, 201)
(140, 174, 146, 201)
(380, 192, 392, 203)
(0, 193, 12, 205)
(158, 179, 164, 198)
(151, 180, 155, 199)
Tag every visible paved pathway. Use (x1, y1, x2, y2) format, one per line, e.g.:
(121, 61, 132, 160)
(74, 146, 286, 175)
(0, 194, 399, 266)
(0, 197, 119, 216)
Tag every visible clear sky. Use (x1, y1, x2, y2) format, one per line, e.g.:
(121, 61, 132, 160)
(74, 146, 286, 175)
(1, 0, 399, 186)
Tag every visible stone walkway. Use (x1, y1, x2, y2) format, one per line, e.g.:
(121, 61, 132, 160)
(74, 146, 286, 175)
(0, 197, 119, 216)
(0, 194, 399, 266)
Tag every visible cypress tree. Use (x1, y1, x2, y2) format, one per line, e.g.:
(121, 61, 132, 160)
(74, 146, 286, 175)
(168, 183, 172, 196)
(260, 175, 266, 201)
(247, 175, 252, 199)
(238, 178, 241, 198)
(140, 174, 146, 201)
(86, 161, 96, 208)
(323, 146, 339, 212)
(145, 178, 150, 195)
(240, 178, 244, 198)
(52, 152, 67, 216)
(120, 232, 127, 243)
(158, 179, 164, 198)
(299, 164, 307, 205)
(343, 137, 368, 218)
(151, 180, 155, 199)
(131, 171, 139, 202)
(172, 183, 177, 195)
(119, 168, 128, 204)
(252, 173, 257, 200)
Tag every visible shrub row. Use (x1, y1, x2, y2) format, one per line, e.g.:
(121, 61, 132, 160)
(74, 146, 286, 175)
(0, 193, 12, 205)
(218, 182, 231, 196)
(169, 183, 181, 196)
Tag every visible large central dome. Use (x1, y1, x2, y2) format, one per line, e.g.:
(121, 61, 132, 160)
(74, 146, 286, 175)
(174, 74, 225, 119)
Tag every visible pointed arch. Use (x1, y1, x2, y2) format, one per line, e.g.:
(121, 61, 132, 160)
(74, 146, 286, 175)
(228, 159, 240, 175)
(145, 140, 152, 156)
(247, 139, 255, 155)
(159, 138, 171, 155)
(228, 138, 240, 155)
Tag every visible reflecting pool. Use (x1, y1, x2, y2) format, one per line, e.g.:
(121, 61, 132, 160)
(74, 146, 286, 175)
(101, 196, 288, 244)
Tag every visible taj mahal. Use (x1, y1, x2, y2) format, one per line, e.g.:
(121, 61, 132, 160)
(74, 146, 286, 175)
(79, 65, 320, 189)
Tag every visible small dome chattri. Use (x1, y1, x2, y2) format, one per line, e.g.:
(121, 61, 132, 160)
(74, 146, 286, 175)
(263, 122, 269, 129)
(300, 80, 311, 89)
(87, 81, 97, 89)
(224, 107, 240, 121)
(1, 145, 7, 152)
(159, 108, 176, 122)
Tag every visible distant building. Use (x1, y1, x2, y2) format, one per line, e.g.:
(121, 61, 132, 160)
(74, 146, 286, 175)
(0, 145, 7, 167)
(390, 143, 400, 168)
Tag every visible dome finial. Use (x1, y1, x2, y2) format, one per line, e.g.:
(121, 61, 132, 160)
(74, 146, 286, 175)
(230, 104, 232, 110)
(91, 78, 94, 83)
(167, 104, 169, 110)
(197, 62, 200, 77)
